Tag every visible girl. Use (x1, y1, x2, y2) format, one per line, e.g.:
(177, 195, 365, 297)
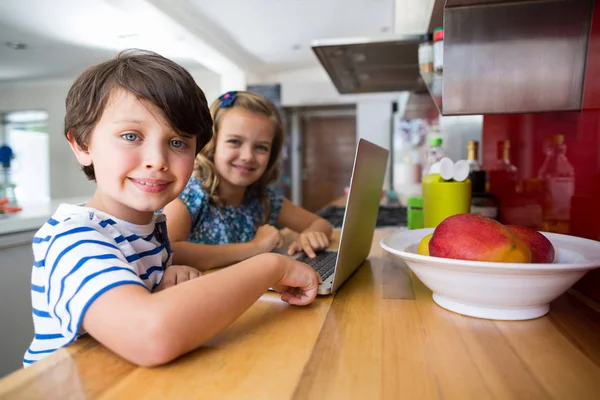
(163, 91, 333, 271)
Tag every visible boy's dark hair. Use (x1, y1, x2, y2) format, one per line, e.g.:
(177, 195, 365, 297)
(65, 49, 212, 180)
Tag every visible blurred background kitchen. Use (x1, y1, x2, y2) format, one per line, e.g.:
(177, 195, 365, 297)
(2, 0, 600, 378)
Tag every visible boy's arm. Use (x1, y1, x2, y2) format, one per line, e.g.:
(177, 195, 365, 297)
(82, 252, 319, 367)
(163, 198, 268, 270)
(169, 241, 266, 271)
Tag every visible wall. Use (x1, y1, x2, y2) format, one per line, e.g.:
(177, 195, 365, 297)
(357, 100, 393, 190)
(0, 68, 221, 200)
(190, 68, 222, 106)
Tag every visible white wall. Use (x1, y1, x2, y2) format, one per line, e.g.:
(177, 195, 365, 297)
(357, 100, 394, 190)
(0, 79, 94, 199)
(0, 68, 223, 200)
(394, 0, 435, 34)
(439, 115, 484, 162)
(188, 68, 222, 106)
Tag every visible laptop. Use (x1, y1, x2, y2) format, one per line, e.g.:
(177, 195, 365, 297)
(278, 138, 389, 295)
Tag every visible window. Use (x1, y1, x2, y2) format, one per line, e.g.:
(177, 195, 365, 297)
(1, 110, 50, 204)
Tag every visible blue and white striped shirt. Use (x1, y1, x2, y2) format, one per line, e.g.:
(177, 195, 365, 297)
(24, 204, 172, 367)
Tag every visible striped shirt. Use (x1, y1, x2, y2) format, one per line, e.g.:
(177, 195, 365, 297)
(23, 204, 172, 367)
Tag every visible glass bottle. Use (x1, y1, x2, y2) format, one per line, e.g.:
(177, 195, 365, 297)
(466, 140, 481, 172)
(422, 136, 444, 179)
(488, 140, 518, 197)
(418, 34, 434, 74)
(466, 141, 498, 220)
(538, 134, 575, 233)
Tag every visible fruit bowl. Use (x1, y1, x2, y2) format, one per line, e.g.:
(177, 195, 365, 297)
(380, 228, 600, 320)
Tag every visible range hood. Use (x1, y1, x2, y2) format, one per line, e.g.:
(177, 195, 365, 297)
(311, 35, 425, 94)
(313, 0, 596, 115)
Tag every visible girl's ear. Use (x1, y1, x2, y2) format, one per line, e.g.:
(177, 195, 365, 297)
(66, 131, 93, 167)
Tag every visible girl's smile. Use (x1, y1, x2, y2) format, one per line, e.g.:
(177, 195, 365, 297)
(213, 108, 274, 201)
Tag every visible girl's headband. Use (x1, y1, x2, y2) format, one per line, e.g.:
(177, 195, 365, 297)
(218, 91, 237, 108)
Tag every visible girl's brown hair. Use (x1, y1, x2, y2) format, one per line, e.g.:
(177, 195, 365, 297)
(65, 49, 212, 180)
(194, 91, 284, 212)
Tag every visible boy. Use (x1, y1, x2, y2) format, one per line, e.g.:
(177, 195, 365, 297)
(25, 49, 321, 367)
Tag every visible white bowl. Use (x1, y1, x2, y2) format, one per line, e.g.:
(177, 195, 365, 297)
(380, 228, 600, 320)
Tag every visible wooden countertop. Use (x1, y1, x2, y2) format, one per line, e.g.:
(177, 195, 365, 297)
(2, 230, 600, 399)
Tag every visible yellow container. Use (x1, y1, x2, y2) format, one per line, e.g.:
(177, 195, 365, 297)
(422, 174, 472, 228)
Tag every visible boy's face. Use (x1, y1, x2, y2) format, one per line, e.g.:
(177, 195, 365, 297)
(69, 88, 196, 224)
(213, 108, 274, 190)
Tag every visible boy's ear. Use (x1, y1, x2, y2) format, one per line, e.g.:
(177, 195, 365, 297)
(66, 131, 93, 166)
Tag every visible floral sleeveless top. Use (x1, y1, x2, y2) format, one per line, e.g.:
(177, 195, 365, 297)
(178, 176, 284, 245)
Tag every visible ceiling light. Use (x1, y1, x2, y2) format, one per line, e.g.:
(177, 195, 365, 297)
(117, 33, 139, 39)
(6, 41, 27, 50)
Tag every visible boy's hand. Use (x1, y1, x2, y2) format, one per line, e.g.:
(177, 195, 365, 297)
(287, 231, 330, 258)
(154, 265, 202, 292)
(251, 225, 283, 253)
(270, 256, 322, 306)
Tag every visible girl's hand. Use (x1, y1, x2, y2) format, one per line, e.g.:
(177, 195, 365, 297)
(154, 265, 202, 292)
(270, 255, 322, 305)
(251, 225, 283, 253)
(287, 231, 330, 258)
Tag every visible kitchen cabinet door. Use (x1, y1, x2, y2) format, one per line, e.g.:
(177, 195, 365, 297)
(0, 230, 35, 378)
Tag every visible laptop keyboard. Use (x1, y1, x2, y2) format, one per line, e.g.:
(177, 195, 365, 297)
(296, 251, 337, 281)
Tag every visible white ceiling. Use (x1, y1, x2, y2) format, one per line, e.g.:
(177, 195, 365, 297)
(0, 0, 422, 83)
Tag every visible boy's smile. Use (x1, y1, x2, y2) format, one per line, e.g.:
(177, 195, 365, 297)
(68, 88, 196, 224)
(129, 178, 173, 193)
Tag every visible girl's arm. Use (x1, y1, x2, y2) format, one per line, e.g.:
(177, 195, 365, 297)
(163, 198, 281, 270)
(276, 198, 334, 257)
(276, 198, 333, 236)
(82, 252, 320, 367)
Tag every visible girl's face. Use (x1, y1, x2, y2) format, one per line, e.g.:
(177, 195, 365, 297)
(213, 108, 274, 190)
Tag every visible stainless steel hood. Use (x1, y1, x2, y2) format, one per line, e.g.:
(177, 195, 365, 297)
(311, 35, 424, 94)
(440, 0, 594, 115)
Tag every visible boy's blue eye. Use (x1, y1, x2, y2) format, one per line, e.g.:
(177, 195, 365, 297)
(171, 139, 187, 149)
(122, 133, 138, 141)
(256, 145, 269, 152)
(227, 139, 241, 145)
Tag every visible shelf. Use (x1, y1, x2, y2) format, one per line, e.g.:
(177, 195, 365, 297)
(420, 71, 443, 115)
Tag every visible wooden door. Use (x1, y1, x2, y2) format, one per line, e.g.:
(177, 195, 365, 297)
(301, 115, 356, 212)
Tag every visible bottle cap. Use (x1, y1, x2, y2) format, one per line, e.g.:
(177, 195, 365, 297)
(429, 137, 442, 147)
(551, 135, 565, 145)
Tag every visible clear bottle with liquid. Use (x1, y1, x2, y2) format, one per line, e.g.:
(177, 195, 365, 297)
(488, 140, 518, 197)
(538, 134, 575, 233)
(422, 136, 444, 178)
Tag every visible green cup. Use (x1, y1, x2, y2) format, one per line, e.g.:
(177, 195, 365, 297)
(422, 173, 472, 228)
